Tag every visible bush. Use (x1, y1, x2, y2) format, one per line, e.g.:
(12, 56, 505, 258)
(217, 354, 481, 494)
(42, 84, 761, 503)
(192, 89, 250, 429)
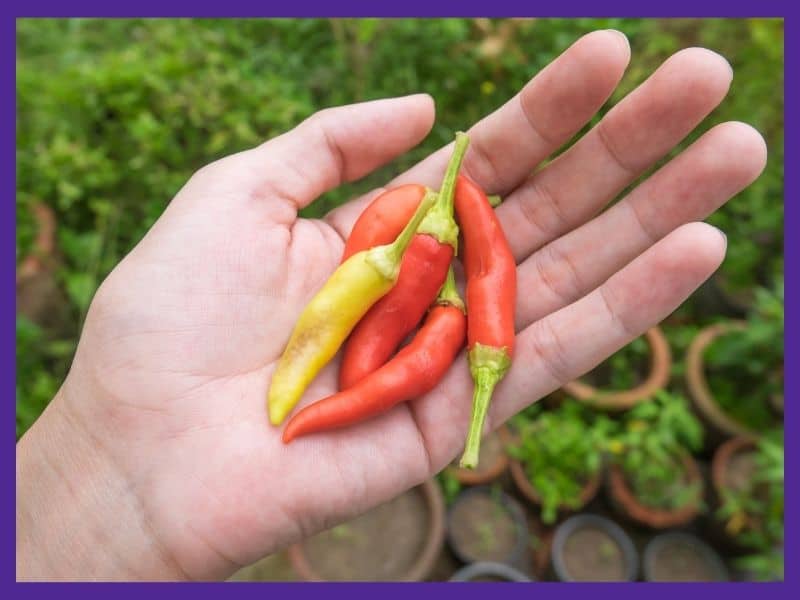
(16, 18, 784, 437)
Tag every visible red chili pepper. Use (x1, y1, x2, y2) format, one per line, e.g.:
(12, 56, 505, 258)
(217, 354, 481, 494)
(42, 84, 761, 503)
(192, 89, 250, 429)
(341, 184, 426, 262)
(338, 133, 470, 390)
(282, 268, 466, 443)
(455, 174, 517, 469)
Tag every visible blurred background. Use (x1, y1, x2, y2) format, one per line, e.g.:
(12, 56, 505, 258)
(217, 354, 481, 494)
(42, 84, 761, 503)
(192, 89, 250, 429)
(16, 18, 783, 582)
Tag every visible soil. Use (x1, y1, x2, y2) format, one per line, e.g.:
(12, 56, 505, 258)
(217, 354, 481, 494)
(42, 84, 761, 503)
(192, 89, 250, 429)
(301, 487, 430, 581)
(649, 540, 722, 582)
(454, 431, 504, 477)
(449, 493, 520, 563)
(561, 527, 626, 581)
(725, 450, 758, 492)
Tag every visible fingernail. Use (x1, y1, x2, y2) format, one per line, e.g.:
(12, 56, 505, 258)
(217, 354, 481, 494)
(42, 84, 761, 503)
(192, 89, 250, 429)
(606, 29, 630, 51)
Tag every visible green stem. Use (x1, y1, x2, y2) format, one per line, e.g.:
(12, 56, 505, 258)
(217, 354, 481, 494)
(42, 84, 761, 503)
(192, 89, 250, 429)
(459, 343, 512, 469)
(367, 190, 436, 280)
(435, 267, 464, 312)
(439, 131, 470, 216)
(417, 132, 470, 250)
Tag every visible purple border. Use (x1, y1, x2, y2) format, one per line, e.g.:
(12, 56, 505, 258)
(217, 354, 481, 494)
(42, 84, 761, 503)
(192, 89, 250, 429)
(7, 1, 793, 597)
(6, 1, 792, 17)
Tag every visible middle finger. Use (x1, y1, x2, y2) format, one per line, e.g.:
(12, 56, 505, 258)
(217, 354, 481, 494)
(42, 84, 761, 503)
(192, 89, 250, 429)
(498, 47, 734, 262)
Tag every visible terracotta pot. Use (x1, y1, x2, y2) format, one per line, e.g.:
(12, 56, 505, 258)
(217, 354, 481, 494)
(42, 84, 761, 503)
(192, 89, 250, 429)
(509, 458, 601, 523)
(288, 479, 445, 581)
(704, 437, 765, 554)
(446, 426, 511, 485)
(643, 532, 728, 582)
(550, 514, 638, 582)
(711, 436, 757, 495)
(686, 322, 760, 440)
(446, 486, 529, 567)
(450, 561, 533, 582)
(607, 455, 703, 529)
(562, 326, 671, 410)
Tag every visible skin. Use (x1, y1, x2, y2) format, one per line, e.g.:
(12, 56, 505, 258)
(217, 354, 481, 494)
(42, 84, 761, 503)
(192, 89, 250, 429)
(16, 30, 767, 581)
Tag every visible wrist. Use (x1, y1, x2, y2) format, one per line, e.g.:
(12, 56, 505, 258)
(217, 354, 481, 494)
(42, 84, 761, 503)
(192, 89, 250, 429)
(16, 385, 187, 581)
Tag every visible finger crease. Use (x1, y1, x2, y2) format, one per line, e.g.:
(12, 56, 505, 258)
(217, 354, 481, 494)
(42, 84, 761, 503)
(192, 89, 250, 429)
(318, 123, 347, 187)
(546, 242, 583, 302)
(464, 137, 502, 193)
(518, 93, 557, 146)
(529, 318, 573, 385)
(624, 199, 660, 245)
(405, 402, 434, 475)
(598, 284, 638, 338)
(519, 177, 566, 242)
(596, 122, 638, 175)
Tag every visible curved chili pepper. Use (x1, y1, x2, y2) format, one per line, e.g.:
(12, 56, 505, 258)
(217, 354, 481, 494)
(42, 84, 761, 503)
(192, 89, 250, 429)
(339, 133, 470, 390)
(268, 191, 436, 425)
(455, 174, 517, 469)
(341, 184, 426, 262)
(282, 268, 466, 443)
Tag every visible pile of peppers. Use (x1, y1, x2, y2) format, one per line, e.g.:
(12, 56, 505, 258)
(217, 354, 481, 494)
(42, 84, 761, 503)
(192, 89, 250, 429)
(268, 132, 516, 469)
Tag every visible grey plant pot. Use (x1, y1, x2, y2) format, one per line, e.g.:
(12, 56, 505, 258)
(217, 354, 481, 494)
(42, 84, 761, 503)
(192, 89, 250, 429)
(643, 532, 729, 582)
(551, 513, 639, 582)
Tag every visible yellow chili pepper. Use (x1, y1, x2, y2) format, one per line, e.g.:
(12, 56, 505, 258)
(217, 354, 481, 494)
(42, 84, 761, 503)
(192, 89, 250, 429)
(268, 190, 436, 425)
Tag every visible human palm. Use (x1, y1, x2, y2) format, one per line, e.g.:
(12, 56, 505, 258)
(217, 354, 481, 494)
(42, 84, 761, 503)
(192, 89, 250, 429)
(42, 31, 766, 580)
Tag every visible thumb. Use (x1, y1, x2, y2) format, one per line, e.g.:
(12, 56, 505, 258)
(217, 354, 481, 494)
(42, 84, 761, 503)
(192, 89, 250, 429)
(189, 94, 436, 212)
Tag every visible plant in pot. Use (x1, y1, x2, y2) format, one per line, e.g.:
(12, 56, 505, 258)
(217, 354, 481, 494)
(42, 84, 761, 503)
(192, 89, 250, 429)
(550, 514, 639, 582)
(642, 532, 728, 582)
(507, 400, 613, 525)
(446, 485, 529, 567)
(686, 278, 784, 440)
(288, 479, 445, 581)
(607, 391, 704, 529)
(562, 327, 671, 410)
(714, 430, 783, 580)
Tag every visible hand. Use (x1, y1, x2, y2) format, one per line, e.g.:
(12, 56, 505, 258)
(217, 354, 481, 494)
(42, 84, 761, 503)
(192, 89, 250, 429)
(16, 30, 766, 581)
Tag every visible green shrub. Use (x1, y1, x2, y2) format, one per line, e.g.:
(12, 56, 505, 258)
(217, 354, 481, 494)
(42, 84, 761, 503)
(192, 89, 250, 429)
(717, 429, 784, 556)
(705, 277, 784, 431)
(16, 18, 784, 438)
(508, 400, 614, 524)
(608, 391, 704, 510)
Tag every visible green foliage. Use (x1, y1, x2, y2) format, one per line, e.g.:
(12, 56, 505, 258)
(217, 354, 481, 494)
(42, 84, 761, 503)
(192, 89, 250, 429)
(735, 548, 784, 582)
(609, 391, 704, 510)
(717, 430, 784, 557)
(705, 277, 784, 431)
(16, 316, 75, 438)
(16, 18, 783, 439)
(507, 400, 614, 524)
(436, 468, 462, 506)
(583, 335, 650, 390)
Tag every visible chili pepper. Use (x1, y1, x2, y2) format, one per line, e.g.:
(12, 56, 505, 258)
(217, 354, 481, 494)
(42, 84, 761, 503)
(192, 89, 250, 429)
(338, 133, 470, 390)
(282, 268, 466, 443)
(268, 191, 436, 425)
(455, 174, 517, 469)
(341, 184, 427, 262)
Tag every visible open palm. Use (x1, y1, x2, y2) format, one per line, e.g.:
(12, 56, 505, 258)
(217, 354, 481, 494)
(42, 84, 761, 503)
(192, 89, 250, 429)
(51, 31, 765, 580)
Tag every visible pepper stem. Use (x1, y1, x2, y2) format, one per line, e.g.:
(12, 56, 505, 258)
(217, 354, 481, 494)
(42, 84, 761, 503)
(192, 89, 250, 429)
(439, 132, 470, 215)
(435, 267, 464, 312)
(417, 132, 470, 250)
(459, 343, 512, 469)
(366, 190, 436, 280)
